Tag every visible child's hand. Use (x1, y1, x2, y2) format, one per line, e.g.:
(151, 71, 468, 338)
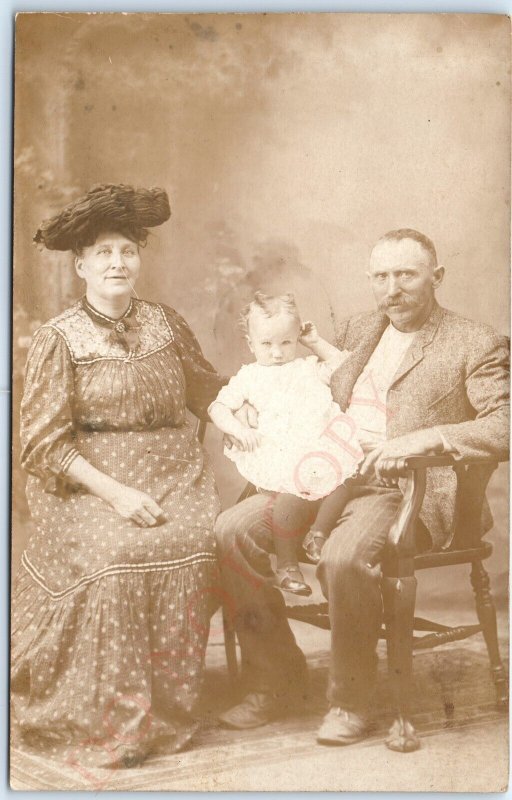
(299, 320, 320, 347)
(234, 427, 262, 452)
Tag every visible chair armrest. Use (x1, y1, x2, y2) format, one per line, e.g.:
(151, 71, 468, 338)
(383, 454, 501, 561)
(379, 453, 501, 479)
(385, 466, 427, 558)
(193, 417, 208, 444)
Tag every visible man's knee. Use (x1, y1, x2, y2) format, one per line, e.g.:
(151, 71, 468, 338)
(319, 531, 379, 584)
(215, 496, 272, 554)
(320, 543, 359, 577)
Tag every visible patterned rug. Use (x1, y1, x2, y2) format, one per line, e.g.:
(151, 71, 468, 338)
(10, 640, 508, 791)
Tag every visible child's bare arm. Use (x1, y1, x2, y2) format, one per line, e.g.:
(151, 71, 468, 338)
(209, 401, 261, 452)
(210, 401, 246, 438)
(299, 321, 348, 365)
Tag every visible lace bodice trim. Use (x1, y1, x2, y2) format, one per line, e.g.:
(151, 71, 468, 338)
(42, 300, 175, 364)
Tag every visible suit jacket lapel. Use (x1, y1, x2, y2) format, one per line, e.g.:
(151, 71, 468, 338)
(389, 302, 444, 387)
(331, 302, 445, 410)
(331, 312, 388, 410)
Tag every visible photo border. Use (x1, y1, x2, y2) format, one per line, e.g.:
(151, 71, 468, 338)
(4, 1, 511, 798)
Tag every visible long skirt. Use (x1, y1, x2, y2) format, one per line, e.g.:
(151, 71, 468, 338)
(11, 423, 221, 770)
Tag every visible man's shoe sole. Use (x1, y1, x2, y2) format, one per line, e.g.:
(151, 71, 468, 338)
(218, 717, 274, 730)
(217, 709, 280, 730)
(317, 728, 369, 746)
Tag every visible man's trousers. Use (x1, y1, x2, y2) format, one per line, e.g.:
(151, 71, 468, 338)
(215, 480, 403, 711)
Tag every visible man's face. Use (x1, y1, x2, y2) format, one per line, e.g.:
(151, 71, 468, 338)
(367, 238, 444, 332)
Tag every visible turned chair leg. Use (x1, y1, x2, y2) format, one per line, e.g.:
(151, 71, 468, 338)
(382, 574, 421, 752)
(470, 560, 508, 710)
(222, 606, 239, 682)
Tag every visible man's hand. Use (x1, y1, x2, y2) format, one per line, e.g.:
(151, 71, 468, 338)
(232, 427, 263, 452)
(234, 402, 259, 429)
(360, 429, 445, 486)
(224, 402, 259, 449)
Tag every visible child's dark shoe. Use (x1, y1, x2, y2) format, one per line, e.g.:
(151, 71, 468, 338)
(275, 566, 312, 596)
(303, 530, 328, 564)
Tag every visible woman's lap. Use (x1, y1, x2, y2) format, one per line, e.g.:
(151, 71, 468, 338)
(13, 436, 220, 763)
(23, 437, 219, 595)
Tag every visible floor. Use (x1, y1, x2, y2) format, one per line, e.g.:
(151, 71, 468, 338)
(10, 569, 509, 792)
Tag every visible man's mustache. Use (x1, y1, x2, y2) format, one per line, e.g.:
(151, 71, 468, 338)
(378, 295, 419, 310)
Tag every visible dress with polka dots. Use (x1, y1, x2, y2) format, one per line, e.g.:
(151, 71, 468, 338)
(11, 298, 226, 768)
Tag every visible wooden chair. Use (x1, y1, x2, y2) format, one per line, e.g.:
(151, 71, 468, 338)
(222, 453, 508, 752)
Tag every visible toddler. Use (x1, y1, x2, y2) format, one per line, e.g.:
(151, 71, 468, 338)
(209, 292, 364, 595)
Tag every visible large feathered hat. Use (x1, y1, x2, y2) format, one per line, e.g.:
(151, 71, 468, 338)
(34, 183, 171, 252)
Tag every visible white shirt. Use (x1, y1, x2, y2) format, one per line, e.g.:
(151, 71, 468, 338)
(346, 324, 417, 451)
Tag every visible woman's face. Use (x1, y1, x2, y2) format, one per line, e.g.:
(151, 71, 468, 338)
(75, 231, 141, 306)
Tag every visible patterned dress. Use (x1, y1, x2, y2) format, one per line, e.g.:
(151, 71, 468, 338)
(11, 297, 225, 768)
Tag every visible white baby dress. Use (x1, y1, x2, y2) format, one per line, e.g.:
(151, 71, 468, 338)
(214, 355, 364, 499)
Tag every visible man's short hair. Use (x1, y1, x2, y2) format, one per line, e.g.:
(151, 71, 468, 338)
(376, 228, 438, 268)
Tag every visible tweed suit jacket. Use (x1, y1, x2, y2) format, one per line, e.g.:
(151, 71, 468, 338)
(331, 302, 509, 549)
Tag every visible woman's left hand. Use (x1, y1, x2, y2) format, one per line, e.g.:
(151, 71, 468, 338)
(106, 484, 166, 527)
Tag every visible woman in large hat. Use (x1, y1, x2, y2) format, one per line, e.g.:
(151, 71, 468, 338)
(12, 184, 226, 768)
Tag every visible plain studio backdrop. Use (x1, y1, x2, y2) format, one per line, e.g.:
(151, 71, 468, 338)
(13, 13, 510, 600)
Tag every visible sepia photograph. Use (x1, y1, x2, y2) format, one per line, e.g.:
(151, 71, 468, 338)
(10, 11, 510, 791)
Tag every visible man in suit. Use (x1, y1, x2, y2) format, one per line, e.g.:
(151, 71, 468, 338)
(214, 228, 509, 742)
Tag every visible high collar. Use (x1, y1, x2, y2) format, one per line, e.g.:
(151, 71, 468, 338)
(81, 296, 141, 353)
(81, 296, 135, 326)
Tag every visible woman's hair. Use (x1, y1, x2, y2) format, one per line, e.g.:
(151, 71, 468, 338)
(72, 224, 149, 256)
(239, 291, 301, 336)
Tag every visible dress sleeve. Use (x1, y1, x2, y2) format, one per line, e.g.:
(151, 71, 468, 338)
(163, 306, 227, 421)
(20, 325, 80, 491)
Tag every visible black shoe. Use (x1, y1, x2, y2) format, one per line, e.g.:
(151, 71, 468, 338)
(303, 530, 328, 564)
(101, 746, 149, 769)
(275, 566, 312, 596)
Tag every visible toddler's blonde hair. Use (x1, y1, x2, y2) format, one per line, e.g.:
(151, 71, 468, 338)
(239, 291, 301, 337)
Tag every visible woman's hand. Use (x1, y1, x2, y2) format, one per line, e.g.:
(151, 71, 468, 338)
(64, 454, 165, 526)
(107, 485, 165, 527)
